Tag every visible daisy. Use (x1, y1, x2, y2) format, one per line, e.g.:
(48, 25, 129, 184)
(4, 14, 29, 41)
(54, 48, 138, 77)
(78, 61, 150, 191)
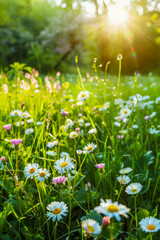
(117, 175, 130, 185)
(69, 131, 79, 138)
(36, 122, 43, 125)
(15, 121, 24, 127)
(76, 150, 83, 155)
(66, 119, 74, 128)
(24, 163, 39, 179)
(27, 119, 34, 123)
(83, 143, 97, 154)
(125, 183, 143, 195)
(60, 152, 70, 158)
(36, 168, 51, 182)
(77, 90, 89, 101)
(54, 158, 74, 175)
(46, 201, 68, 222)
(52, 176, 67, 186)
(88, 128, 97, 134)
(11, 110, 22, 117)
(21, 112, 30, 119)
(119, 167, 132, 174)
(82, 219, 101, 236)
(46, 151, 57, 156)
(47, 141, 58, 148)
(139, 217, 160, 233)
(94, 199, 130, 221)
(25, 128, 34, 134)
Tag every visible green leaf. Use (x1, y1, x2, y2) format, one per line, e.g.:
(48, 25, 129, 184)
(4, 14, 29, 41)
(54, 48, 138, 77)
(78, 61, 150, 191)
(138, 208, 149, 222)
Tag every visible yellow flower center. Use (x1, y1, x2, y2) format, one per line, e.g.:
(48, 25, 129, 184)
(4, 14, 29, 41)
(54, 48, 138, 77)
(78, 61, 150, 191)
(40, 172, 46, 177)
(28, 130, 31, 133)
(71, 134, 77, 138)
(15, 112, 18, 115)
(124, 170, 128, 173)
(29, 168, 35, 174)
(81, 93, 86, 98)
(87, 225, 94, 233)
(87, 147, 93, 151)
(147, 224, 156, 231)
(23, 114, 26, 116)
(124, 110, 127, 114)
(60, 162, 68, 168)
(121, 130, 125, 133)
(63, 154, 66, 157)
(107, 204, 119, 212)
(53, 208, 61, 215)
(120, 180, 126, 184)
(132, 188, 137, 193)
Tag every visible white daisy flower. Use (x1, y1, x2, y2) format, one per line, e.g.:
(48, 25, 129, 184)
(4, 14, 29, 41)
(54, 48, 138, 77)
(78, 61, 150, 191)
(117, 175, 131, 185)
(88, 128, 97, 134)
(149, 128, 160, 134)
(36, 122, 43, 125)
(36, 168, 51, 182)
(24, 163, 39, 179)
(66, 119, 74, 127)
(60, 152, 70, 158)
(139, 217, 160, 233)
(119, 168, 132, 174)
(46, 151, 57, 156)
(46, 201, 68, 222)
(27, 119, 34, 123)
(25, 128, 34, 134)
(15, 121, 24, 126)
(54, 158, 75, 175)
(21, 112, 30, 119)
(114, 121, 121, 127)
(83, 143, 97, 154)
(120, 108, 132, 118)
(94, 199, 130, 221)
(125, 183, 143, 195)
(119, 129, 127, 135)
(69, 131, 79, 138)
(47, 142, 55, 148)
(77, 90, 89, 101)
(82, 219, 101, 236)
(47, 141, 58, 148)
(76, 150, 83, 155)
(85, 123, 91, 127)
(11, 110, 22, 117)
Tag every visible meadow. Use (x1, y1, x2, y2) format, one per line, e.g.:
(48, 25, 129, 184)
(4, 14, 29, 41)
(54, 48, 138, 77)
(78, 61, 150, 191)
(0, 59, 160, 240)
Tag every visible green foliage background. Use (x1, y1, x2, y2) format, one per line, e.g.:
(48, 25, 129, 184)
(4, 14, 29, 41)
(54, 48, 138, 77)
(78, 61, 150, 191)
(0, 0, 160, 74)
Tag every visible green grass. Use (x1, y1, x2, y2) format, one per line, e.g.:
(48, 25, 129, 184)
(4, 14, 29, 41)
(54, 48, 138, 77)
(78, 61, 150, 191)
(0, 63, 160, 240)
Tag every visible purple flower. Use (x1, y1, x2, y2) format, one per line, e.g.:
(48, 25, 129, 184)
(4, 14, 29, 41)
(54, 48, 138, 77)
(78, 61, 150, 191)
(52, 176, 67, 186)
(10, 139, 22, 145)
(117, 135, 124, 139)
(144, 116, 150, 121)
(61, 109, 68, 117)
(3, 124, 11, 131)
(95, 163, 105, 169)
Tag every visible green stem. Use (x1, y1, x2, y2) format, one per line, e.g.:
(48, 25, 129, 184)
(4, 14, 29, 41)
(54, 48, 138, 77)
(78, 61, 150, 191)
(150, 233, 152, 240)
(16, 150, 19, 176)
(67, 173, 72, 240)
(117, 185, 123, 202)
(118, 59, 121, 88)
(134, 196, 138, 239)
(110, 219, 114, 240)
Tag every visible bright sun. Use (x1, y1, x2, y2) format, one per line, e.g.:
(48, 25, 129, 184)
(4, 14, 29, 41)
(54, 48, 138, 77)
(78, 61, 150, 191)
(108, 5, 128, 26)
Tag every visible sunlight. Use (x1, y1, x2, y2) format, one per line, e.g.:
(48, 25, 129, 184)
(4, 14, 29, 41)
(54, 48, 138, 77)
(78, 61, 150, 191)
(108, 4, 128, 26)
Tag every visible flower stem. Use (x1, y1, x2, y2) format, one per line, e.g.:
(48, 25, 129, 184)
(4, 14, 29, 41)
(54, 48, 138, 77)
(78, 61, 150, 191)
(134, 196, 139, 239)
(67, 173, 72, 240)
(117, 185, 123, 201)
(110, 219, 114, 240)
(16, 150, 19, 176)
(150, 233, 152, 240)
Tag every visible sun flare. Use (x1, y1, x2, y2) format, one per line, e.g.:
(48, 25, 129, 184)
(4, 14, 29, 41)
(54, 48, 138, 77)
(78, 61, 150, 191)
(108, 5, 128, 26)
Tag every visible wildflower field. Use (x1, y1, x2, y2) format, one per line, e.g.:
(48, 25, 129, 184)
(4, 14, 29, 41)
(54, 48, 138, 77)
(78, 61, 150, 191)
(0, 60, 160, 240)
